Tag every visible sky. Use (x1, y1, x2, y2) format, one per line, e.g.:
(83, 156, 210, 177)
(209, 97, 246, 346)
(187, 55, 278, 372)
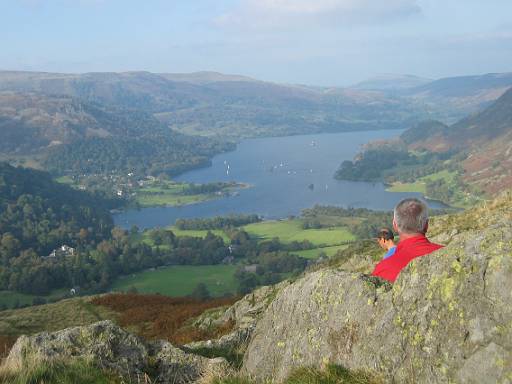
(1, 0, 512, 86)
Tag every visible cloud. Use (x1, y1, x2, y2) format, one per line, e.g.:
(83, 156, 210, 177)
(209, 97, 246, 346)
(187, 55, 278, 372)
(216, 0, 422, 30)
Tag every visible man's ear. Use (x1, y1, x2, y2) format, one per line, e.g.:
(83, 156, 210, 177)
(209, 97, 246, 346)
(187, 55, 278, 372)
(392, 218, 398, 232)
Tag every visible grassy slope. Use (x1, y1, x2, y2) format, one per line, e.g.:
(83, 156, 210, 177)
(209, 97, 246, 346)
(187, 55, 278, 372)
(111, 265, 238, 297)
(0, 289, 69, 309)
(0, 298, 117, 337)
(386, 169, 457, 193)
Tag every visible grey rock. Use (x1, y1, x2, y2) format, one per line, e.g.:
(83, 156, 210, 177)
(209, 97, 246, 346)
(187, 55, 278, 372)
(188, 282, 288, 355)
(219, 282, 289, 328)
(185, 326, 254, 352)
(243, 220, 512, 383)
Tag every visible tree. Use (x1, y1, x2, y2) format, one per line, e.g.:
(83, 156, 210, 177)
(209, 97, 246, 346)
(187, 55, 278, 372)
(237, 272, 259, 295)
(191, 283, 211, 301)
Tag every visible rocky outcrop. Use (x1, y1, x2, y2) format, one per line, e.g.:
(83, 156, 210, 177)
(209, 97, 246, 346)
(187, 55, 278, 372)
(5, 320, 229, 383)
(194, 282, 289, 331)
(187, 282, 289, 354)
(243, 195, 512, 383)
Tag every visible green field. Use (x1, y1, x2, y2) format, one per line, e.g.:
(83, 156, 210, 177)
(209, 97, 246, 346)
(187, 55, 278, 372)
(54, 175, 75, 185)
(386, 170, 457, 194)
(292, 244, 349, 259)
(243, 220, 354, 246)
(134, 181, 245, 208)
(111, 265, 238, 297)
(135, 182, 213, 207)
(135, 227, 230, 249)
(168, 227, 231, 242)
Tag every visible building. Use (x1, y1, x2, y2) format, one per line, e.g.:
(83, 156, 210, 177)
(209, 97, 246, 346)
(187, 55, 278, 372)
(45, 245, 75, 259)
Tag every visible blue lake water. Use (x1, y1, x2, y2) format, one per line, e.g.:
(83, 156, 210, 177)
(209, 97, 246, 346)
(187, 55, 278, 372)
(114, 130, 444, 229)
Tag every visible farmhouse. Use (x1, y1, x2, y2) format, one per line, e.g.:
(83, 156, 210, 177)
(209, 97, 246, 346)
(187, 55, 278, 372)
(45, 245, 75, 259)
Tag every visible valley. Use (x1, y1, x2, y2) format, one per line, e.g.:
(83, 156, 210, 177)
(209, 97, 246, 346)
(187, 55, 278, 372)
(2, 69, 510, 311)
(3, 0, 512, 380)
(0, 68, 511, 383)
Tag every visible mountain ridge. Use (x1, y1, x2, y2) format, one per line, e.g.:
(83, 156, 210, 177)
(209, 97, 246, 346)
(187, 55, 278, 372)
(2, 69, 511, 141)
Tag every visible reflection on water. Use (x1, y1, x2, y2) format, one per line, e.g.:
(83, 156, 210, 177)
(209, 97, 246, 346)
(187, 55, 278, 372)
(114, 130, 444, 229)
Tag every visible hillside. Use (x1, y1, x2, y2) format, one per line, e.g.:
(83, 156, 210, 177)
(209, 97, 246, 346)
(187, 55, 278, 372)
(1, 192, 511, 383)
(409, 72, 512, 98)
(402, 87, 512, 195)
(0, 71, 209, 112)
(0, 91, 165, 153)
(0, 90, 233, 177)
(336, 85, 512, 205)
(0, 70, 420, 139)
(0, 163, 115, 293)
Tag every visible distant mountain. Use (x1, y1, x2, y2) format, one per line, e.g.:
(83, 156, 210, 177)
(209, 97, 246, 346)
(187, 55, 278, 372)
(406, 72, 512, 124)
(0, 70, 426, 139)
(351, 74, 432, 91)
(158, 71, 257, 84)
(1, 70, 511, 143)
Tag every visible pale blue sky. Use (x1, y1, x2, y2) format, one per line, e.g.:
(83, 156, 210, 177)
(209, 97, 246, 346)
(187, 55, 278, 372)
(1, 0, 512, 85)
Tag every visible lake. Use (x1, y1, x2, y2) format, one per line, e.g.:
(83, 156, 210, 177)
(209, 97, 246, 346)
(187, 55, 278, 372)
(114, 130, 444, 229)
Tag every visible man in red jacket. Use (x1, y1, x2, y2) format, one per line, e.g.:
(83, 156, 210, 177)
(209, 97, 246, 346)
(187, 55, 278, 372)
(371, 198, 443, 283)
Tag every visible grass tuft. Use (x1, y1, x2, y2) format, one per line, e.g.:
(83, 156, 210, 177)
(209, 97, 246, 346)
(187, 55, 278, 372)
(209, 364, 381, 384)
(286, 364, 380, 384)
(0, 358, 122, 384)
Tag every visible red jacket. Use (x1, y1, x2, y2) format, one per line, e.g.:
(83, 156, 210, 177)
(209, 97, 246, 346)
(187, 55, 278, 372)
(371, 235, 443, 283)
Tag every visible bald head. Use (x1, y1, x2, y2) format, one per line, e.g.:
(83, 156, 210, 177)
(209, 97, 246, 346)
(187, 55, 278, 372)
(393, 198, 429, 235)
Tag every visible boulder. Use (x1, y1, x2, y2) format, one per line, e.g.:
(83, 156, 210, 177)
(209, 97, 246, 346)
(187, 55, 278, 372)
(243, 214, 512, 382)
(5, 320, 229, 383)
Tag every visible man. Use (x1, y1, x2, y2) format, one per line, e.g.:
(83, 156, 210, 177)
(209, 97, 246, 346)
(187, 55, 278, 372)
(377, 228, 396, 259)
(371, 198, 443, 283)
